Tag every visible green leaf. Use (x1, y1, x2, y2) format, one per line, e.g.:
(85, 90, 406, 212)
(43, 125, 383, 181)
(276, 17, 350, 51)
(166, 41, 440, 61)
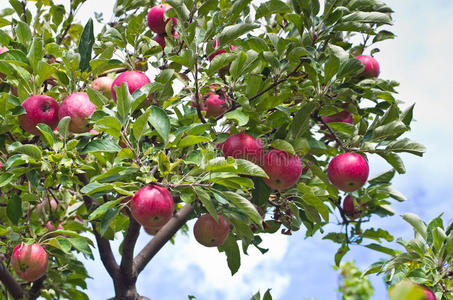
(386, 138, 426, 157)
(37, 123, 56, 146)
(365, 243, 397, 256)
(342, 11, 392, 25)
(207, 52, 235, 75)
(337, 58, 363, 78)
(218, 23, 260, 47)
(96, 116, 122, 139)
(219, 234, 240, 275)
(100, 208, 119, 236)
(0, 173, 14, 187)
(87, 87, 108, 108)
(402, 213, 427, 241)
(11, 144, 42, 160)
(149, 106, 170, 144)
(179, 135, 211, 147)
(88, 197, 122, 221)
(115, 83, 132, 124)
(7, 195, 21, 225)
(287, 102, 315, 140)
(27, 38, 44, 73)
(57, 116, 71, 142)
(78, 19, 94, 71)
(81, 181, 113, 196)
(224, 108, 249, 126)
(194, 187, 217, 221)
(388, 280, 425, 300)
(270, 139, 295, 155)
(255, 0, 291, 19)
(221, 191, 262, 226)
(251, 178, 271, 206)
(377, 152, 406, 174)
(82, 137, 122, 153)
(16, 21, 32, 45)
(324, 54, 340, 82)
(368, 169, 395, 185)
(133, 110, 151, 141)
(37, 61, 57, 86)
(335, 243, 349, 266)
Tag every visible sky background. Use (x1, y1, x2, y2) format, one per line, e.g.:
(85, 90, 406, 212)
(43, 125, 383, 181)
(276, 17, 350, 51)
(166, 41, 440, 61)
(2, 0, 453, 299)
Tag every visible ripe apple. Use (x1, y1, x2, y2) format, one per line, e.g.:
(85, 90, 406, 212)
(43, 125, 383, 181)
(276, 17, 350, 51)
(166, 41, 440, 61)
(193, 214, 229, 247)
(328, 153, 369, 192)
(91, 76, 114, 98)
(222, 133, 263, 164)
(154, 31, 179, 50)
(130, 185, 174, 227)
(321, 111, 353, 125)
(423, 288, 436, 300)
(208, 39, 238, 61)
(193, 89, 229, 118)
(58, 92, 96, 133)
(262, 150, 302, 191)
(355, 55, 380, 78)
(147, 4, 177, 34)
(18, 95, 60, 136)
(342, 195, 363, 219)
(36, 199, 58, 218)
(144, 225, 162, 236)
(111, 70, 151, 101)
(45, 221, 64, 232)
(11, 243, 48, 282)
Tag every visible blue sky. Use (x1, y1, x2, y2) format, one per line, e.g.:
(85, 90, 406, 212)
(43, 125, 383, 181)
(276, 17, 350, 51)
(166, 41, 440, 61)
(2, 0, 452, 299)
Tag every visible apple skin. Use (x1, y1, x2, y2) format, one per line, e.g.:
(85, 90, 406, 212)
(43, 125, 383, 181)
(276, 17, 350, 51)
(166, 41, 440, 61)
(222, 133, 263, 164)
(154, 31, 179, 50)
(36, 199, 58, 218)
(130, 185, 174, 228)
(208, 39, 238, 61)
(193, 214, 229, 247)
(0, 46, 8, 54)
(18, 95, 60, 136)
(423, 288, 436, 300)
(262, 150, 302, 191)
(328, 153, 369, 192)
(45, 221, 64, 232)
(355, 55, 380, 78)
(111, 71, 151, 101)
(58, 92, 96, 133)
(321, 111, 353, 124)
(144, 225, 162, 236)
(91, 76, 114, 98)
(147, 4, 177, 34)
(343, 195, 362, 219)
(203, 92, 228, 118)
(11, 243, 48, 282)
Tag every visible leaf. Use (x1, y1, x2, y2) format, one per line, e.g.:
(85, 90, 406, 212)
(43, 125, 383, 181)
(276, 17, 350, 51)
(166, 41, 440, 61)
(87, 87, 108, 108)
(377, 152, 406, 174)
(82, 137, 122, 153)
(337, 58, 363, 78)
(287, 102, 315, 140)
(115, 83, 132, 124)
(16, 21, 32, 45)
(207, 52, 235, 75)
(270, 139, 295, 155)
(218, 23, 260, 47)
(7, 195, 21, 225)
(368, 169, 395, 185)
(219, 234, 240, 275)
(57, 116, 71, 142)
(100, 208, 119, 236)
(402, 213, 427, 241)
(255, 0, 291, 19)
(133, 110, 151, 141)
(194, 187, 217, 220)
(224, 108, 249, 126)
(88, 198, 122, 221)
(37, 123, 56, 146)
(81, 181, 113, 196)
(370, 120, 408, 141)
(221, 191, 262, 226)
(11, 144, 42, 160)
(179, 135, 211, 147)
(251, 178, 271, 206)
(78, 19, 94, 71)
(335, 243, 349, 266)
(342, 11, 392, 25)
(0, 173, 14, 187)
(386, 138, 426, 157)
(388, 280, 425, 300)
(149, 106, 170, 144)
(95, 116, 122, 139)
(365, 243, 397, 256)
(27, 38, 44, 73)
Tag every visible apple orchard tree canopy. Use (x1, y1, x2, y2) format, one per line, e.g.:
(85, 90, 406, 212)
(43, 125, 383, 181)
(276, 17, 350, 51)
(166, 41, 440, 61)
(0, 0, 428, 299)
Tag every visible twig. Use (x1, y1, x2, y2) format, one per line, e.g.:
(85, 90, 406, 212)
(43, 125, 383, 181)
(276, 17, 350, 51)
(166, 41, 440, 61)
(56, 0, 73, 45)
(21, 1, 27, 23)
(192, 53, 206, 123)
(315, 111, 349, 151)
(28, 275, 46, 300)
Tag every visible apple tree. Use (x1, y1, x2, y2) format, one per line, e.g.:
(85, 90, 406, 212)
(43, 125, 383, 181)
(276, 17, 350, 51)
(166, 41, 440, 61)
(0, 0, 427, 299)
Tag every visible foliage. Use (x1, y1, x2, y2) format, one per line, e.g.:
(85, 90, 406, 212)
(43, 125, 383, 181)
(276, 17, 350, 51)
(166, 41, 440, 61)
(366, 213, 453, 300)
(335, 261, 374, 300)
(0, 0, 426, 299)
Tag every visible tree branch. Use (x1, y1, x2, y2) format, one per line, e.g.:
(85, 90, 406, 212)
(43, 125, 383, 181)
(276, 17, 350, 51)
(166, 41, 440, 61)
(0, 262, 25, 299)
(21, 1, 27, 23)
(28, 275, 46, 300)
(92, 224, 119, 280)
(134, 204, 194, 273)
(314, 111, 349, 151)
(119, 214, 140, 279)
(193, 53, 206, 123)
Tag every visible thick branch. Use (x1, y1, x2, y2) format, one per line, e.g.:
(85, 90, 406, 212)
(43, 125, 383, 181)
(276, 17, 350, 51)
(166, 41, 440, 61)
(134, 204, 194, 273)
(0, 262, 25, 299)
(119, 215, 141, 279)
(92, 224, 119, 280)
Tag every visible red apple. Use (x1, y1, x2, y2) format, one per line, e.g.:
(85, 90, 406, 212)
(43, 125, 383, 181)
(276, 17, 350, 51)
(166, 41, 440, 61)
(355, 55, 380, 78)
(18, 95, 59, 136)
(111, 70, 151, 101)
(58, 92, 96, 133)
(36, 199, 58, 218)
(11, 243, 48, 282)
(222, 133, 263, 164)
(154, 31, 179, 50)
(328, 153, 369, 192)
(147, 4, 177, 34)
(130, 185, 174, 227)
(45, 221, 64, 232)
(144, 225, 162, 236)
(262, 150, 302, 191)
(91, 76, 114, 98)
(0, 46, 8, 55)
(208, 39, 238, 61)
(321, 111, 353, 124)
(193, 214, 229, 247)
(342, 195, 363, 219)
(423, 288, 436, 300)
